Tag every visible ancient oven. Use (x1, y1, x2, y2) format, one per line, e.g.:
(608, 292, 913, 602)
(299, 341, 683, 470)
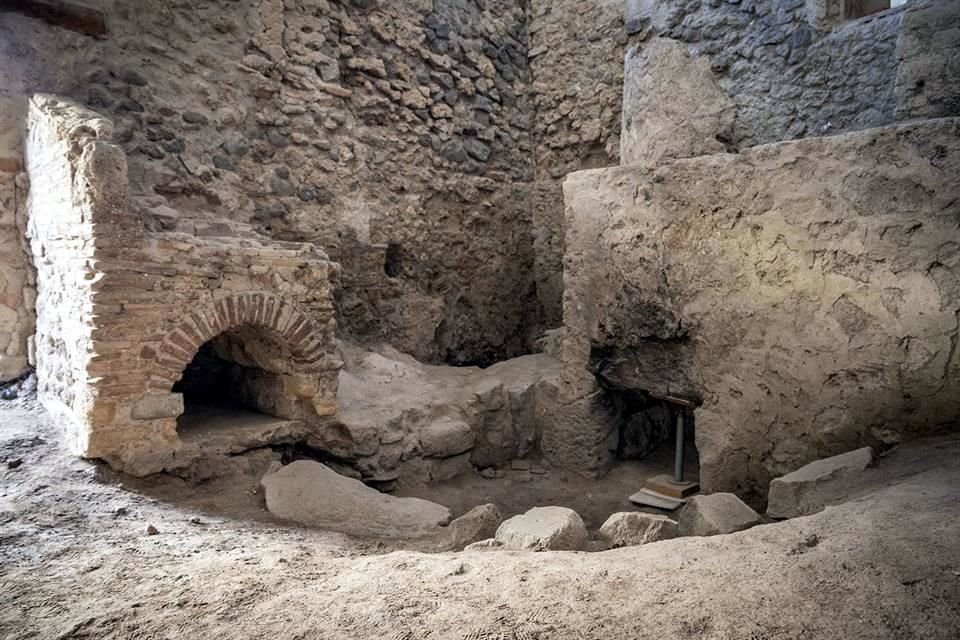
(24, 95, 341, 476)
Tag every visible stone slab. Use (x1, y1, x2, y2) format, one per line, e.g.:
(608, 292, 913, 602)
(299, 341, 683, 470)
(645, 474, 700, 499)
(261, 460, 452, 537)
(767, 447, 874, 519)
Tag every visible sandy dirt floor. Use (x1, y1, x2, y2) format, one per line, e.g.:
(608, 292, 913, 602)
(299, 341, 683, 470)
(1, 401, 959, 639)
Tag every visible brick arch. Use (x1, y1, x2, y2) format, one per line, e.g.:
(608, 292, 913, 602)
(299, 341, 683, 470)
(149, 292, 327, 391)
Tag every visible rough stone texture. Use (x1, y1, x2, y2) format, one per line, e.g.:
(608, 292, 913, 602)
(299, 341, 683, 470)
(893, 1, 960, 122)
(559, 118, 960, 499)
(463, 537, 503, 551)
(25, 96, 340, 475)
(437, 503, 502, 550)
(333, 342, 561, 484)
(260, 460, 452, 537)
(620, 37, 734, 166)
(629, 0, 960, 147)
(0, 0, 546, 370)
(494, 506, 589, 551)
(678, 493, 763, 537)
(1, 0, 958, 387)
(0, 0, 644, 371)
(768, 446, 875, 519)
(419, 416, 475, 459)
(528, 0, 630, 328)
(597, 511, 679, 547)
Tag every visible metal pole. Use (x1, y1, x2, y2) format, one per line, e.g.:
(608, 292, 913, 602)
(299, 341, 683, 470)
(674, 409, 685, 483)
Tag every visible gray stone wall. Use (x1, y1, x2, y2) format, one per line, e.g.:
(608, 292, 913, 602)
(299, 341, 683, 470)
(626, 0, 960, 150)
(560, 118, 960, 501)
(894, 1, 960, 120)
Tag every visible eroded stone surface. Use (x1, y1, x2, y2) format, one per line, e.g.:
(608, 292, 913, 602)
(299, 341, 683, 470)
(440, 503, 502, 551)
(495, 506, 588, 551)
(620, 37, 734, 167)
(420, 417, 475, 459)
(559, 119, 960, 499)
(261, 460, 452, 537)
(678, 494, 762, 537)
(768, 447, 875, 519)
(598, 512, 679, 548)
(333, 342, 561, 485)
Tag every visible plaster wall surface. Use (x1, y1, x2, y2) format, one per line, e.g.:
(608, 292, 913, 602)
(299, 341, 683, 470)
(559, 118, 960, 499)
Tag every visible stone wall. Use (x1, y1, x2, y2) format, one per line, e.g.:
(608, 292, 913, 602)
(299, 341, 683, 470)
(0, 9, 94, 382)
(624, 0, 960, 152)
(26, 95, 340, 476)
(0, 0, 543, 370)
(0, 0, 636, 374)
(528, 0, 629, 327)
(559, 118, 960, 501)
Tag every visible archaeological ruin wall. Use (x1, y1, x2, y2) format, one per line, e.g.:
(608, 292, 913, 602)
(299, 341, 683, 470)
(26, 95, 340, 475)
(538, 0, 960, 498)
(0, 0, 640, 382)
(558, 117, 960, 501)
(622, 0, 960, 156)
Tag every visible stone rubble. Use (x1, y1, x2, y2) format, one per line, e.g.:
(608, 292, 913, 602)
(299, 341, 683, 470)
(598, 512, 679, 548)
(678, 494, 763, 537)
(260, 460, 452, 538)
(767, 447, 875, 519)
(494, 506, 589, 551)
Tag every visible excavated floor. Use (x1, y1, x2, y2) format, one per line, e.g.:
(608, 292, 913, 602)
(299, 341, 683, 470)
(2, 401, 959, 639)
(395, 448, 699, 529)
(176, 404, 294, 440)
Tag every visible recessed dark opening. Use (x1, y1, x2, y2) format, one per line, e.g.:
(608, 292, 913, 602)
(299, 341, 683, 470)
(845, 0, 892, 20)
(172, 333, 290, 436)
(589, 344, 701, 478)
(384, 242, 402, 278)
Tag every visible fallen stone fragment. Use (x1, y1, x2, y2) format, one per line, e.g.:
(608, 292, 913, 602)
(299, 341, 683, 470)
(767, 447, 875, 519)
(145, 524, 159, 536)
(598, 512, 679, 547)
(463, 538, 502, 552)
(419, 417, 475, 458)
(495, 506, 588, 551)
(443, 504, 502, 550)
(261, 460, 452, 537)
(678, 493, 762, 537)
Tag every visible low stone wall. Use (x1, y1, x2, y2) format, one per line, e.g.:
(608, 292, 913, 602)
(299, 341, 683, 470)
(26, 95, 340, 475)
(558, 118, 960, 500)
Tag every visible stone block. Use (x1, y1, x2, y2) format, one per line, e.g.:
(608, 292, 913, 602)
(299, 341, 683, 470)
(131, 393, 184, 420)
(443, 503, 502, 550)
(563, 118, 960, 498)
(598, 512, 679, 547)
(620, 38, 734, 167)
(767, 447, 874, 519)
(678, 493, 762, 537)
(420, 417, 475, 458)
(261, 460, 452, 537)
(495, 506, 588, 551)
